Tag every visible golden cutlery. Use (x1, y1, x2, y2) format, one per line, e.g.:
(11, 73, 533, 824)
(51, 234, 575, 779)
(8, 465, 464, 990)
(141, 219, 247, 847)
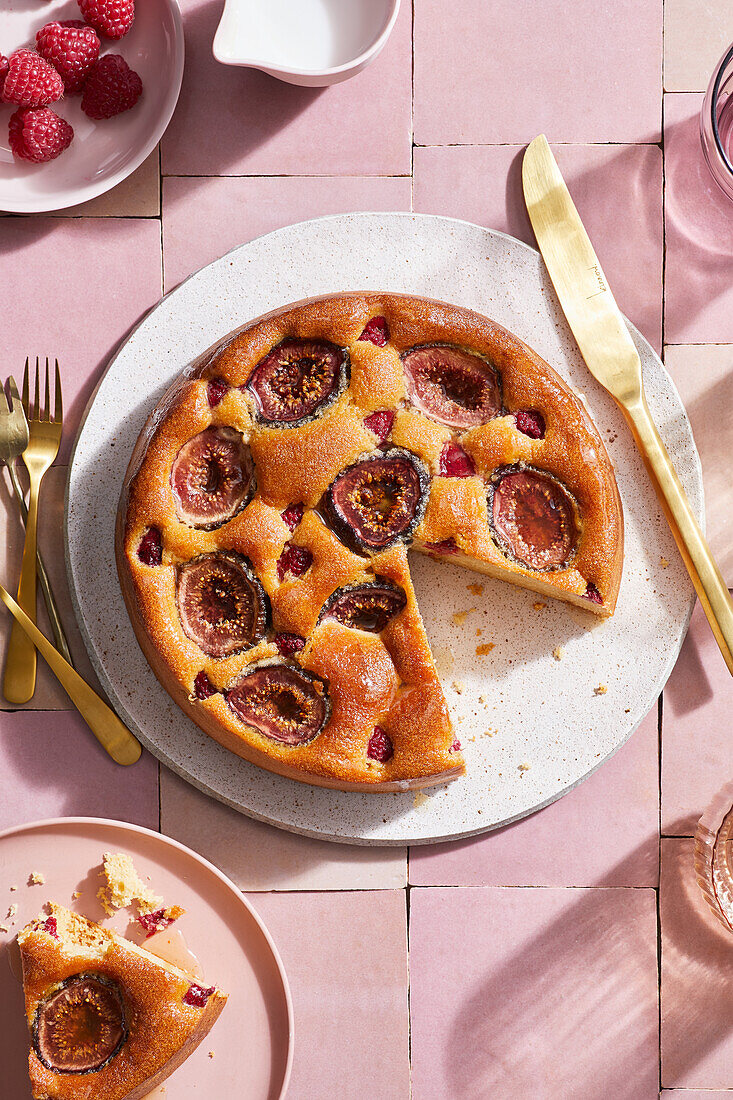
(1, 376, 73, 666)
(522, 134, 733, 675)
(0, 579, 141, 765)
(3, 358, 63, 703)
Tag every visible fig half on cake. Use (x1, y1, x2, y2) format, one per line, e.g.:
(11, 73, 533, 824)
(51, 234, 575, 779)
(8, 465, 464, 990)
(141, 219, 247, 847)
(19, 904, 226, 1100)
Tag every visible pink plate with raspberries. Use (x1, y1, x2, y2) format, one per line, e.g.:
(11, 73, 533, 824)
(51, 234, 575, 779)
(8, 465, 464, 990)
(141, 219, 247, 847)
(0, 0, 183, 213)
(0, 817, 294, 1099)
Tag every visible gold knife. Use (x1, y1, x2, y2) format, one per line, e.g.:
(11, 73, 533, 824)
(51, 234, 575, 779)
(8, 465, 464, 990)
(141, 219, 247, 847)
(522, 134, 733, 675)
(0, 580, 142, 764)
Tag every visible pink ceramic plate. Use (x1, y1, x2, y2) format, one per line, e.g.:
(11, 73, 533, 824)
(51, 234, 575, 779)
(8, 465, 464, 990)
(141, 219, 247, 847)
(0, 0, 184, 214)
(0, 817, 293, 1100)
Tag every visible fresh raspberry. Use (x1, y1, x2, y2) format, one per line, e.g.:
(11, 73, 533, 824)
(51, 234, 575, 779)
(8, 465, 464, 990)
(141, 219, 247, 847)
(359, 316, 389, 347)
(583, 582, 603, 605)
(363, 410, 394, 443)
(81, 53, 142, 119)
(78, 0, 135, 40)
(451, 739, 462, 752)
(277, 543, 312, 582)
(38, 917, 58, 938)
(281, 503, 304, 532)
(439, 441, 476, 478)
(183, 983, 215, 1008)
(367, 727, 394, 763)
(2, 49, 64, 107)
(515, 410, 545, 440)
(9, 107, 73, 163)
(193, 671, 216, 700)
(36, 20, 100, 93)
(274, 632, 305, 657)
(0, 55, 9, 94)
(137, 526, 162, 566)
(206, 378, 228, 407)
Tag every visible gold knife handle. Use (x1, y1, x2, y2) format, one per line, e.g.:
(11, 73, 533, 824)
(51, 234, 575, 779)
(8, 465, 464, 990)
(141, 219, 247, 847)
(0, 581, 142, 765)
(624, 395, 733, 675)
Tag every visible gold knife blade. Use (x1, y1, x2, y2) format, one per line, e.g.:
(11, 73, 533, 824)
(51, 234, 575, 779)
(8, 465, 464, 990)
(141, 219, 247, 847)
(522, 134, 733, 675)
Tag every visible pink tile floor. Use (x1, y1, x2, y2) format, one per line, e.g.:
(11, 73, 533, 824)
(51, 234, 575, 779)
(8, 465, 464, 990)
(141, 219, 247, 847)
(2, 1, 733, 1096)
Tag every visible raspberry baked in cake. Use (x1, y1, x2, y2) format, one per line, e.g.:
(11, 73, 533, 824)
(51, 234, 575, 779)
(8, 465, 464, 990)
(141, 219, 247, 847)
(117, 293, 623, 791)
(19, 904, 226, 1100)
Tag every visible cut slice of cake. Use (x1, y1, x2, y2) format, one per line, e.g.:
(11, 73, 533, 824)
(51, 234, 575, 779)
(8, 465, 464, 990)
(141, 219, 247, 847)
(19, 903, 226, 1100)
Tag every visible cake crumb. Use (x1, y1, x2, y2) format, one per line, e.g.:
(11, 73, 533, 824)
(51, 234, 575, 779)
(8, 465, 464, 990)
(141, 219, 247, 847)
(413, 790, 430, 809)
(9, 885, 17, 892)
(450, 680, 465, 694)
(533, 601, 547, 611)
(467, 583, 484, 596)
(518, 762, 531, 772)
(208, 1051, 215, 1059)
(0, 924, 8, 934)
(72, 892, 81, 899)
(7, 903, 17, 919)
(552, 646, 565, 661)
(475, 643, 495, 656)
(98, 852, 163, 916)
(452, 608, 475, 626)
(478, 695, 486, 704)
(660, 557, 669, 568)
(594, 684, 608, 696)
(484, 730, 494, 738)
(29, 871, 45, 886)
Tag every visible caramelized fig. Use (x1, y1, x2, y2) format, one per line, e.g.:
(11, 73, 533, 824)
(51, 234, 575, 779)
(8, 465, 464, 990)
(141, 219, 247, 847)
(325, 448, 429, 552)
(171, 427, 254, 530)
(33, 974, 127, 1074)
(226, 660, 330, 745)
(425, 539, 460, 555)
(489, 465, 580, 571)
(318, 579, 407, 632)
(401, 344, 502, 429)
(176, 552, 269, 658)
(247, 338, 349, 426)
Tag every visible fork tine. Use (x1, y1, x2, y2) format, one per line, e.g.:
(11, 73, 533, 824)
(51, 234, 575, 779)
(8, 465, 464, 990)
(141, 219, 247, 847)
(44, 357, 50, 422)
(54, 359, 62, 423)
(32, 356, 40, 421)
(22, 358, 29, 416)
(0, 381, 9, 416)
(7, 376, 22, 415)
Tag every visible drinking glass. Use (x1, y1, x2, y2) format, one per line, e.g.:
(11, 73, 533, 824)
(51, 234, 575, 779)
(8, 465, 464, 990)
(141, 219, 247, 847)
(701, 43, 733, 201)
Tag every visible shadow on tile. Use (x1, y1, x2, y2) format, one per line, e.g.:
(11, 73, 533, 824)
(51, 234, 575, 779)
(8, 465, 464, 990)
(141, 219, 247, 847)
(661, 839, 733, 1087)
(440, 849, 660, 1099)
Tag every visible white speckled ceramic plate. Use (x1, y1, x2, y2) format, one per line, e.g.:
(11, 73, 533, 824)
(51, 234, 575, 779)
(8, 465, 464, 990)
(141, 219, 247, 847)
(65, 213, 702, 845)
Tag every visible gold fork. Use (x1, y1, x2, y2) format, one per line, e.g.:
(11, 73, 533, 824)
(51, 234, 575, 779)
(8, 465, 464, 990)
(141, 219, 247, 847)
(3, 358, 63, 703)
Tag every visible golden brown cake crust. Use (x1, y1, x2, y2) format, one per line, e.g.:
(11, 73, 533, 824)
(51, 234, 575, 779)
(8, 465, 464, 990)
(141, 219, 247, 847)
(117, 293, 623, 790)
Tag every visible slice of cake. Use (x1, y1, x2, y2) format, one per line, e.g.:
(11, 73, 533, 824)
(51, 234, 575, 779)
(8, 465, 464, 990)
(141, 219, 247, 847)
(19, 903, 227, 1100)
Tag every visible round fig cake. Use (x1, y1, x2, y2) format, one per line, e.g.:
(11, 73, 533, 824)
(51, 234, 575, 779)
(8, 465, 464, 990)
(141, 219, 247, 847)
(116, 293, 624, 791)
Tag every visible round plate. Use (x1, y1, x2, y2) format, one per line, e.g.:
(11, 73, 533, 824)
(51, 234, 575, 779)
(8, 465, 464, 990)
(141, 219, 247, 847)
(66, 212, 702, 845)
(0, 817, 293, 1099)
(0, 0, 184, 214)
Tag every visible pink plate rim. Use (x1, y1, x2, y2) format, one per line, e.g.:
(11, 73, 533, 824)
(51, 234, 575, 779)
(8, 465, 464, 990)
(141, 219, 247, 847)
(0, 813, 295, 1099)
